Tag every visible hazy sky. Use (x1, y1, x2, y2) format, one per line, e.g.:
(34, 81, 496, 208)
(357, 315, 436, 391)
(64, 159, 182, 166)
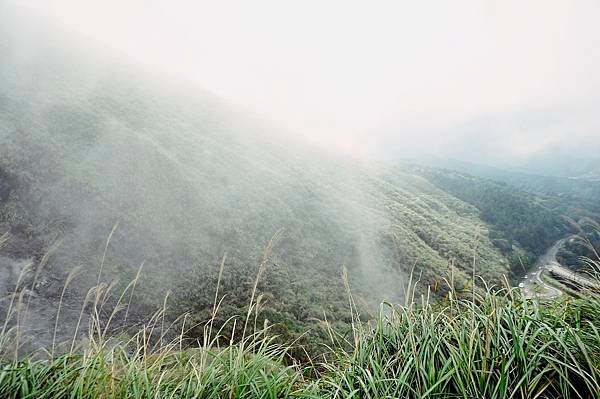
(14, 0, 600, 161)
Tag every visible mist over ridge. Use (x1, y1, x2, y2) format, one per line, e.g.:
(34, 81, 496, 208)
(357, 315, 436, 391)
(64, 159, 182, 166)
(11, 0, 600, 171)
(1, 3, 598, 362)
(2, 4, 600, 398)
(0, 4, 530, 349)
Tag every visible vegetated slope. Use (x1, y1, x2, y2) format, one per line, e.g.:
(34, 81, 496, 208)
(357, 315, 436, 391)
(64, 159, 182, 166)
(0, 5, 512, 350)
(557, 220, 600, 271)
(410, 166, 574, 272)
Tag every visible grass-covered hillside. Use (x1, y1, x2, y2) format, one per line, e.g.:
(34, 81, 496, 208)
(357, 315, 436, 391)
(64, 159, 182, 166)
(2, 2, 597, 379)
(2, 5, 600, 398)
(0, 4, 525, 349)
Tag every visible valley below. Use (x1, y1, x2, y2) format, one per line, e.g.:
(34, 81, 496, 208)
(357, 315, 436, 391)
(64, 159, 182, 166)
(520, 238, 568, 299)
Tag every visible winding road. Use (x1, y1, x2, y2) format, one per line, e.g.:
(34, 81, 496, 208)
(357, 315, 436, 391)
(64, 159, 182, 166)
(519, 238, 568, 299)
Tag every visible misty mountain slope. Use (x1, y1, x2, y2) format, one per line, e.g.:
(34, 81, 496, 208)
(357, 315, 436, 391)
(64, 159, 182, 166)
(409, 166, 580, 269)
(0, 5, 514, 349)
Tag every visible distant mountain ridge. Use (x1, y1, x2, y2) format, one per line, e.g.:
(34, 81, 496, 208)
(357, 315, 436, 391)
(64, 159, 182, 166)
(407, 156, 600, 205)
(577, 167, 600, 181)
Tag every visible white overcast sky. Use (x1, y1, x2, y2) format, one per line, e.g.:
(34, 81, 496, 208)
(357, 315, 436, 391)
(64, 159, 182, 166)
(13, 0, 600, 160)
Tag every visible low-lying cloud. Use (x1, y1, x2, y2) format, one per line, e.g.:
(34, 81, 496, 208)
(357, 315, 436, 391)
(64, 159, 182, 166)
(13, 0, 600, 167)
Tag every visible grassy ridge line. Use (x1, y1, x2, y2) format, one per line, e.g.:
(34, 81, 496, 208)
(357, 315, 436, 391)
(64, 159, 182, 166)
(1, 282, 599, 398)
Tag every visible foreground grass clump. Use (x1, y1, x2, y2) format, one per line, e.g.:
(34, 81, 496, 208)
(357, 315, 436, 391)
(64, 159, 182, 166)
(321, 288, 600, 398)
(1, 287, 599, 398)
(0, 333, 318, 399)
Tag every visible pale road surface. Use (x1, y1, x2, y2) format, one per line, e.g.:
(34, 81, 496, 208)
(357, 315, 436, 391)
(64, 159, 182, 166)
(519, 238, 569, 299)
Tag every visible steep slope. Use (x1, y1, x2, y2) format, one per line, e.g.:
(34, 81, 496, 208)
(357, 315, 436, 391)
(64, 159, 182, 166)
(410, 166, 572, 263)
(0, 5, 511, 349)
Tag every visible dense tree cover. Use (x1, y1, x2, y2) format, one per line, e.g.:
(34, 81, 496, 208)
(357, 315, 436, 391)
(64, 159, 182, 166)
(557, 221, 600, 270)
(411, 167, 572, 273)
